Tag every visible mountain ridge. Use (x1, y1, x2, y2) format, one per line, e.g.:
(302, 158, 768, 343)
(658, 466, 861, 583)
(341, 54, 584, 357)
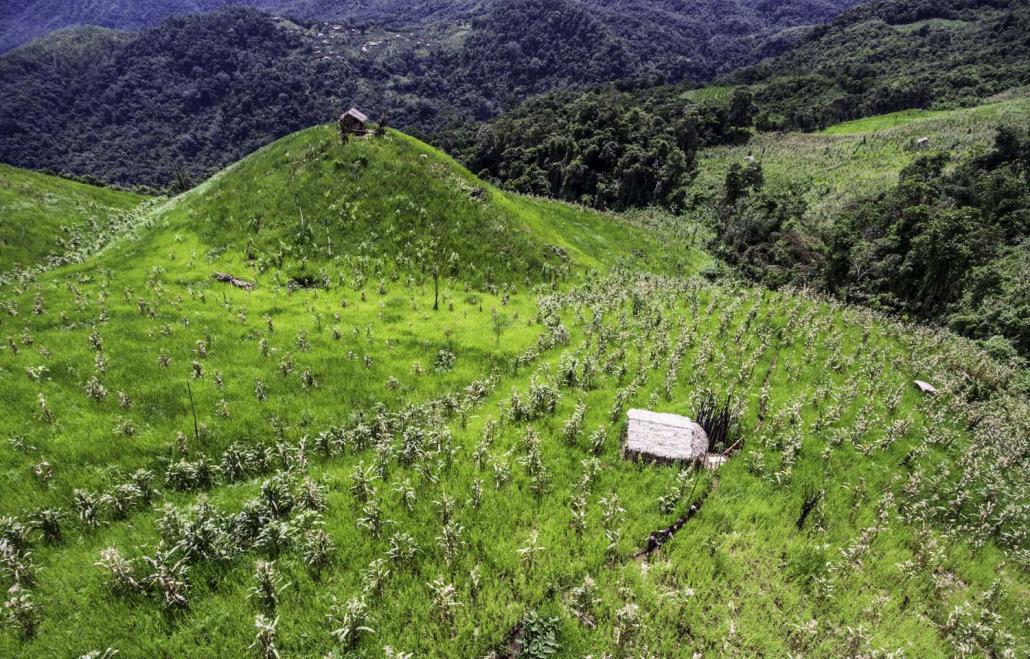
(0, 0, 860, 188)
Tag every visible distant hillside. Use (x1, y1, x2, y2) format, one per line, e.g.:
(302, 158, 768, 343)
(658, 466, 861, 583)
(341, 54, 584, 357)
(0, 164, 147, 275)
(0, 1, 861, 187)
(446, 0, 1030, 211)
(734, 0, 1030, 130)
(688, 94, 1030, 219)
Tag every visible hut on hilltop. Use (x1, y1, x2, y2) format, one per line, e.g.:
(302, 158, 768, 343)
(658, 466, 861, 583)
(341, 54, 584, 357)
(338, 108, 369, 136)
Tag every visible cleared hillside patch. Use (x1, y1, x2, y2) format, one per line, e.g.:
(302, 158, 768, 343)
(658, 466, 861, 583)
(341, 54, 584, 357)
(1, 272, 1025, 656)
(689, 95, 1030, 220)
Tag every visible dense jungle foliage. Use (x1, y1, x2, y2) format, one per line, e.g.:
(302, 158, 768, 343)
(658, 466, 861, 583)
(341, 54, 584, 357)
(437, 85, 756, 210)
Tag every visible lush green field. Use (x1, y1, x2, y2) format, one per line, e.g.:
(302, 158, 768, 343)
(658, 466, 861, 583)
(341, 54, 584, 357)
(688, 94, 1030, 220)
(0, 164, 147, 274)
(0, 128, 1026, 657)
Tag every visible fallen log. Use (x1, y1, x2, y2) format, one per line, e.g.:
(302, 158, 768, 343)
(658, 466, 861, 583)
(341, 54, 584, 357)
(213, 272, 255, 291)
(633, 489, 710, 559)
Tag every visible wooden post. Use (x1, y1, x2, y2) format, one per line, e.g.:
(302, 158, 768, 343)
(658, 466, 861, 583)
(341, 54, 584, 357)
(433, 268, 439, 311)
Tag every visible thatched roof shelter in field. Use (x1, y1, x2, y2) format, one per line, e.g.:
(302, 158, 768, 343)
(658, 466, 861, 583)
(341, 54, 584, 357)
(624, 409, 709, 464)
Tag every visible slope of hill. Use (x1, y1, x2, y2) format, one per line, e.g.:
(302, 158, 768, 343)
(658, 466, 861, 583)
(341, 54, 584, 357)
(734, 0, 1030, 130)
(0, 164, 148, 274)
(699, 97, 1030, 357)
(688, 93, 1030, 219)
(0, 124, 702, 517)
(0, 124, 1024, 653)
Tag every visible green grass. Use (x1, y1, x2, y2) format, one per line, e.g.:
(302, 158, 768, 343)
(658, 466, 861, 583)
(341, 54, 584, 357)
(0, 164, 147, 273)
(689, 94, 1030, 219)
(820, 108, 959, 135)
(892, 18, 973, 34)
(159, 126, 700, 285)
(0, 127, 1025, 657)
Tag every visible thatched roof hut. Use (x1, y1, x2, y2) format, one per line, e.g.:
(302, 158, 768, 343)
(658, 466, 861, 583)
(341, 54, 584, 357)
(624, 409, 709, 464)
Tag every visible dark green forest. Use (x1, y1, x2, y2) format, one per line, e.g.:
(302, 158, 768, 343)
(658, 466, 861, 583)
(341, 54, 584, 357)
(437, 85, 754, 210)
(0, 0, 860, 188)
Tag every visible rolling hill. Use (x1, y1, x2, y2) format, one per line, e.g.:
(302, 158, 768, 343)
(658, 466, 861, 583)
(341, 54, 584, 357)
(0, 164, 148, 276)
(0, 124, 1026, 656)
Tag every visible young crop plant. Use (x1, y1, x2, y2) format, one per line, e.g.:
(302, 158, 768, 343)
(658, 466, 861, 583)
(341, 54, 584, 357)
(328, 596, 375, 651)
(250, 561, 287, 613)
(250, 614, 280, 659)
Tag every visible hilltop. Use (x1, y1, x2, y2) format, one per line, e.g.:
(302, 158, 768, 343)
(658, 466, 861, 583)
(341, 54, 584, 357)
(136, 125, 702, 286)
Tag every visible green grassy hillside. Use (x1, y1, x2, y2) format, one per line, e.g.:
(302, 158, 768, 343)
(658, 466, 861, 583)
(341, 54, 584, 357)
(688, 93, 1030, 220)
(0, 127, 702, 517)
(0, 128, 1025, 657)
(155, 126, 702, 285)
(0, 164, 147, 274)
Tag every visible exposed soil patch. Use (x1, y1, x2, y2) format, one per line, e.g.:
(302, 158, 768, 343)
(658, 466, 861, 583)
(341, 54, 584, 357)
(287, 275, 326, 290)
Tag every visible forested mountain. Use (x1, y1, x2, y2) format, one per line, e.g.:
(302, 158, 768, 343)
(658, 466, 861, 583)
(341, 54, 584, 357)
(0, 0, 859, 55)
(0, 1, 276, 53)
(448, 0, 1030, 210)
(736, 0, 1030, 130)
(0, 0, 859, 189)
(0, 1, 496, 54)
